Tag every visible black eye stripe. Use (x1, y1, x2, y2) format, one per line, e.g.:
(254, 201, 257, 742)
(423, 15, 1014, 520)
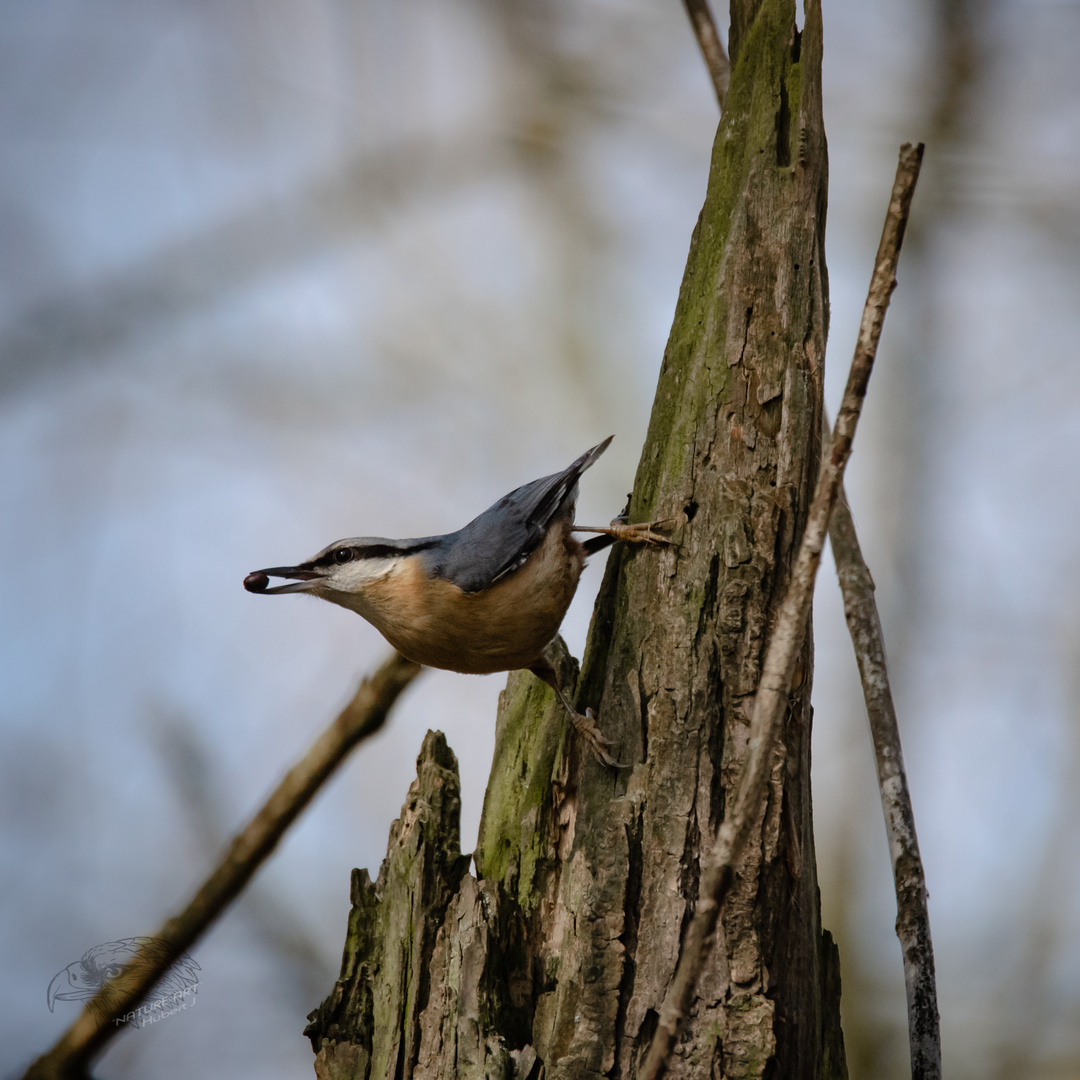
(308, 539, 439, 570)
(354, 544, 408, 560)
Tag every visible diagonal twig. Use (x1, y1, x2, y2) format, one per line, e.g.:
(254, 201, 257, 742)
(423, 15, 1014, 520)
(639, 142, 923, 1080)
(23, 651, 422, 1080)
(682, 0, 730, 111)
(828, 475, 941, 1080)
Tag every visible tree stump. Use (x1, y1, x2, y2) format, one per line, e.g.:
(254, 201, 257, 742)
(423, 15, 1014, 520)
(307, 0, 846, 1075)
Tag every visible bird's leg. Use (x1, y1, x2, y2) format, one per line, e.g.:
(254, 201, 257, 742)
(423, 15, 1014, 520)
(573, 517, 674, 549)
(528, 660, 631, 770)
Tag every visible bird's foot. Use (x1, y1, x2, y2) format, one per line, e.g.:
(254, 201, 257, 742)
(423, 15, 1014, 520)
(529, 655, 632, 769)
(568, 707, 633, 769)
(606, 517, 674, 546)
(575, 518, 674, 547)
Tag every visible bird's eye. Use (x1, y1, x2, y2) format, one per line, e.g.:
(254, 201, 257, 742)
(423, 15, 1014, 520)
(104, 966, 124, 980)
(333, 548, 353, 564)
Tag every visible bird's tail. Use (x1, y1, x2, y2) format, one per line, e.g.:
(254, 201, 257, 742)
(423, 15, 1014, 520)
(567, 434, 614, 478)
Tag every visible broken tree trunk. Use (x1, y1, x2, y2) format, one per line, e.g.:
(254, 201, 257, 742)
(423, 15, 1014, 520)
(306, 0, 845, 1076)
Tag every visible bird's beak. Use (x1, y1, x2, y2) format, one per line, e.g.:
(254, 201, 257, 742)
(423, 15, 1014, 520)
(243, 566, 323, 595)
(47, 963, 95, 1010)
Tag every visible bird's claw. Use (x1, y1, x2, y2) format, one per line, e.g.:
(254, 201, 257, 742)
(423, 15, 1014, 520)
(569, 707, 632, 769)
(606, 518, 674, 547)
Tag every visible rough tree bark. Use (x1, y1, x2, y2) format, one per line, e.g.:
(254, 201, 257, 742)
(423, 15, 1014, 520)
(305, 0, 845, 1076)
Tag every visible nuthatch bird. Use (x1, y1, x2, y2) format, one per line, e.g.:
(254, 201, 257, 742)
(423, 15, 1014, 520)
(243, 437, 668, 766)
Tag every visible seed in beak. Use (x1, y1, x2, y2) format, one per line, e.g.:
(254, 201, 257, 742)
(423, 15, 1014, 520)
(244, 571, 270, 593)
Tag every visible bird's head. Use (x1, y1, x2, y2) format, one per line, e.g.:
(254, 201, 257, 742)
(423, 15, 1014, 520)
(244, 537, 438, 609)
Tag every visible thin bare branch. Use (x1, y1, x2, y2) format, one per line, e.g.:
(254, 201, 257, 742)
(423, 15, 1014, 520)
(682, 0, 730, 111)
(0, 137, 495, 397)
(22, 651, 422, 1080)
(639, 142, 924, 1080)
(828, 477, 941, 1080)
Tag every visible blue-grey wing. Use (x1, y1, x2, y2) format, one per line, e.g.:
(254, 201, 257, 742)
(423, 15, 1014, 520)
(429, 437, 613, 593)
